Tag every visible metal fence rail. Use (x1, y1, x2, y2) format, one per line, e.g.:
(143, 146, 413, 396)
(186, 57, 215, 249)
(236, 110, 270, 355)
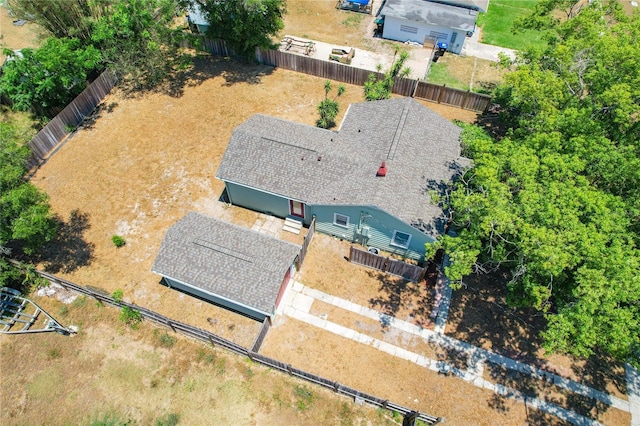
(13, 263, 440, 424)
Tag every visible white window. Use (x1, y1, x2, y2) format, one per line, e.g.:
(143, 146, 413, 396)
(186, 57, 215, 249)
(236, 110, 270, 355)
(333, 213, 350, 228)
(400, 25, 418, 34)
(390, 230, 412, 249)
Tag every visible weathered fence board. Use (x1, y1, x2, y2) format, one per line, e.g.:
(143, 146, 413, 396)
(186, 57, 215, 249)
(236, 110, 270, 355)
(189, 37, 490, 112)
(297, 217, 316, 270)
(250, 317, 271, 353)
(349, 246, 426, 282)
(27, 70, 118, 169)
(9, 261, 440, 424)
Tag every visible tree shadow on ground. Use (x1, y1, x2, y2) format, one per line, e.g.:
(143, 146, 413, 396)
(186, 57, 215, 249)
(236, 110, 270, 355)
(139, 54, 274, 99)
(367, 269, 436, 329)
(570, 350, 627, 401)
(449, 270, 621, 422)
(37, 209, 94, 274)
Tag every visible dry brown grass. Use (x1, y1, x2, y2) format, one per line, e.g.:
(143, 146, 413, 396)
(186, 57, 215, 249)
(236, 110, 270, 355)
(0, 295, 398, 426)
(262, 314, 574, 425)
(0, 5, 43, 63)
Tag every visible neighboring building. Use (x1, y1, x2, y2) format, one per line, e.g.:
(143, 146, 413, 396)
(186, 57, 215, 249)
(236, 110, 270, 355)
(186, 3, 209, 34)
(379, 0, 488, 54)
(152, 212, 300, 321)
(216, 98, 469, 262)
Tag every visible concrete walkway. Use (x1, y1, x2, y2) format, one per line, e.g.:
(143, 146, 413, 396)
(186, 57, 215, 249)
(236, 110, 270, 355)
(278, 281, 630, 424)
(462, 28, 517, 62)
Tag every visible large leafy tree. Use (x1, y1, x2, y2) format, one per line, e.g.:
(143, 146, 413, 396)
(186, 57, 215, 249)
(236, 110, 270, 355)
(193, 0, 286, 57)
(0, 123, 57, 258)
(7, 0, 189, 89)
(0, 38, 101, 116)
(433, 2, 640, 364)
(90, 0, 189, 88)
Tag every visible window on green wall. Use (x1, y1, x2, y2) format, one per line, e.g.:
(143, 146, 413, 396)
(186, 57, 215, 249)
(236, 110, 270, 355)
(333, 213, 350, 228)
(390, 230, 412, 249)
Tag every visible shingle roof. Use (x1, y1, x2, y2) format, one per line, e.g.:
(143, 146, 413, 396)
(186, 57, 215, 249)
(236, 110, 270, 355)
(381, 0, 478, 32)
(151, 212, 300, 316)
(216, 98, 468, 237)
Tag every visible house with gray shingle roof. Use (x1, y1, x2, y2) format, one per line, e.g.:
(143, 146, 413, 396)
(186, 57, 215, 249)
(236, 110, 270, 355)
(152, 212, 300, 321)
(216, 98, 468, 262)
(379, 0, 482, 54)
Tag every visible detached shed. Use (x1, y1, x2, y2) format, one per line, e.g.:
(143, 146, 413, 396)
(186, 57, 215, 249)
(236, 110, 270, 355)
(380, 0, 478, 54)
(152, 212, 301, 321)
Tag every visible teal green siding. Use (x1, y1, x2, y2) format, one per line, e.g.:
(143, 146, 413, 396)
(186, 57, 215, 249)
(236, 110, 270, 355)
(223, 181, 434, 262)
(226, 182, 292, 219)
(164, 277, 269, 321)
(310, 205, 434, 262)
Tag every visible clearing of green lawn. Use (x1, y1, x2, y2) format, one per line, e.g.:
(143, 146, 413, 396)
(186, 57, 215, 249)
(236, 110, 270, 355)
(477, 0, 546, 50)
(428, 62, 468, 91)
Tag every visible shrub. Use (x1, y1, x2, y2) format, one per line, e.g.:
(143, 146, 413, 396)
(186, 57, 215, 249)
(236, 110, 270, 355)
(119, 306, 142, 329)
(158, 331, 177, 348)
(110, 289, 123, 302)
(111, 235, 126, 248)
(316, 80, 345, 129)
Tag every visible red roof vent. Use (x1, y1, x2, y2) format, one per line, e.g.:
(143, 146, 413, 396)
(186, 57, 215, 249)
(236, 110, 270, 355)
(376, 161, 387, 177)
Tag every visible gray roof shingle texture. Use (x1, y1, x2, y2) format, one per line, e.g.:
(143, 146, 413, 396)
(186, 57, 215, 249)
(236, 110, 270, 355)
(152, 212, 301, 315)
(216, 98, 467, 237)
(380, 0, 478, 32)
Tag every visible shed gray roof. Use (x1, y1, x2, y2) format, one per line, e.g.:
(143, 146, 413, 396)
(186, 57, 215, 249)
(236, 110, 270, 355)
(381, 0, 478, 32)
(435, 0, 489, 13)
(151, 212, 300, 316)
(216, 98, 468, 237)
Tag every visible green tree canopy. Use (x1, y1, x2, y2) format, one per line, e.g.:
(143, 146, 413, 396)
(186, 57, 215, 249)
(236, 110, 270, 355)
(434, 2, 640, 365)
(0, 123, 57, 257)
(7, 0, 190, 89)
(0, 38, 101, 116)
(194, 0, 286, 58)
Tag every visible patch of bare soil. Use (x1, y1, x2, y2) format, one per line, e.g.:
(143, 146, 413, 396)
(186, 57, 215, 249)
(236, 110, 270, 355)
(484, 362, 630, 426)
(0, 5, 43, 63)
(300, 234, 437, 327)
(31, 57, 365, 347)
(262, 315, 568, 425)
(447, 271, 629, 410)
(0, 296, 397, 426)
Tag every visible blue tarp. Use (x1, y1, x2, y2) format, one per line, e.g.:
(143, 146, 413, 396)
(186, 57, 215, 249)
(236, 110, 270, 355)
(348, 0, 370, 5)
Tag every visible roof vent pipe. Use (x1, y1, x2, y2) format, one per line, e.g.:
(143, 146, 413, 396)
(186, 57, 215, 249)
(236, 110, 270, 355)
(376, 161, 387, 177)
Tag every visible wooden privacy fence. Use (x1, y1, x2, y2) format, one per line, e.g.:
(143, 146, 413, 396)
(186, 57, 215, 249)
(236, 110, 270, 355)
(188, 36, 490, 112)
(297, 216, 316, 270)
(26, 70, 118, 169)
(250, 317, 271, 353)
(13, 262, 440, 424)
(256, 46, 490, 112)
(349, 246, 427, 282)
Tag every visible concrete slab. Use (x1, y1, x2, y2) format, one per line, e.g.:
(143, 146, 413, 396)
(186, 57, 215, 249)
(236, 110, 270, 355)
(291, 292, 314, 313)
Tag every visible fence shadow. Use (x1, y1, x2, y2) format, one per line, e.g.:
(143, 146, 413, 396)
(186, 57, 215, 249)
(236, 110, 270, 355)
(130, 55, 276, 99)
(38, 209, 94, 274)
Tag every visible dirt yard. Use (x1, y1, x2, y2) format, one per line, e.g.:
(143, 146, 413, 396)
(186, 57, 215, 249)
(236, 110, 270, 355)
(0, 295, 398, 426)
(4, 1, 628, 424)
(0, 5, 43, 63)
